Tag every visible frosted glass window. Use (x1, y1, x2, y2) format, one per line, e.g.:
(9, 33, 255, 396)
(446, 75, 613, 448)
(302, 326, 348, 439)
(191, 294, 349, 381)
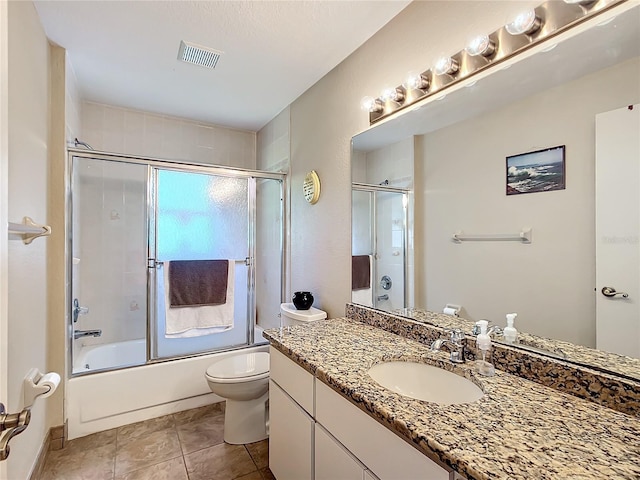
(154, 169, 250, 358)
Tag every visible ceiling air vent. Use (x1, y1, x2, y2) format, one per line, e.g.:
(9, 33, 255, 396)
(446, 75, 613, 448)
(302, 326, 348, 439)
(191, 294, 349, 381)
(177, 40, 222, 69)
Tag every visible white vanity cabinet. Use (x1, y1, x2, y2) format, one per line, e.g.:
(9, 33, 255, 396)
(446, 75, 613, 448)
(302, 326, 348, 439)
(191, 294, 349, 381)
(269, 347, 462, 480)
(269, 380, 314, 480)
(269, 348, 315, 480)
(315, 424, 368, 480)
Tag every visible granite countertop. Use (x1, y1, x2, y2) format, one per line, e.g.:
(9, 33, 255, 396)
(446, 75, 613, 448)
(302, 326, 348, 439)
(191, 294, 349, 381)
(264, 318, 640, 480)
(400, 308, 640, 381)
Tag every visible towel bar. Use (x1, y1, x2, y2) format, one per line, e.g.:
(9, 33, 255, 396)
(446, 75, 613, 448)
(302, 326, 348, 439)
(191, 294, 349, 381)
(152, 258, 250, 267)
(452, 227, 532, 244)
(7, 217, 51, 245)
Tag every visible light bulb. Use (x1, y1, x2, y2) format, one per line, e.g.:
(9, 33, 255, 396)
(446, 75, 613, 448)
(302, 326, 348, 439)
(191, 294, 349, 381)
(360, 96, 383, 113)
(380, 87, 404, 103)
(434, 56, 459, 76)
(505, 10, 541, 35)
(403, 71, 429, 91)
(466, 34, 496, 57)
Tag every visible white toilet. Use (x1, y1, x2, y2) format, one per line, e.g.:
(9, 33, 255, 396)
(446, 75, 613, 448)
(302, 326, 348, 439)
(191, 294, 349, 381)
(205, 307, 326, 445)
(205, 350, 270, 444)
(280, 302, 327, 326)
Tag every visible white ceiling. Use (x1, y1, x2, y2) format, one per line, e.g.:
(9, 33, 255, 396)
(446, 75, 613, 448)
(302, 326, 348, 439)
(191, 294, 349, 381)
(33, 1, 410, 132)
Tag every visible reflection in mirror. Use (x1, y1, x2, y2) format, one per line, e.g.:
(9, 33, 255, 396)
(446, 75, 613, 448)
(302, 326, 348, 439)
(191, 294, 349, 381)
(351, 3, 640, 380)
(351, 138, 413, 312)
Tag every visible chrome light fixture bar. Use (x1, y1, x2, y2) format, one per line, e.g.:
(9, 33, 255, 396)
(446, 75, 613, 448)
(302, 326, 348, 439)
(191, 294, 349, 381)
(365, 0, 626, 125)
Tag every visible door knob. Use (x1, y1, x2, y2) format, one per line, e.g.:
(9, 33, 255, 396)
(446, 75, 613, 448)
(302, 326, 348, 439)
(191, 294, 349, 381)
(601, 286, 629, 298)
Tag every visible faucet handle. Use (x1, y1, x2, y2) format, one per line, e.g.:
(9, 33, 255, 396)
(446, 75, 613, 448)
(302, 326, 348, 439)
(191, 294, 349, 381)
(449, 329, 464, 343)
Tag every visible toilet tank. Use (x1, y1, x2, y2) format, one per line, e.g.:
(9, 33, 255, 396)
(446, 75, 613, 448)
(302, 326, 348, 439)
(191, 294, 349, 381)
(280, 303, 327, 327)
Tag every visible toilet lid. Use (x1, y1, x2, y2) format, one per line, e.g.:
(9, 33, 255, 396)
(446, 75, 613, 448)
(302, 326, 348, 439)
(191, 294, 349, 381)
(206, 352, 270, 380)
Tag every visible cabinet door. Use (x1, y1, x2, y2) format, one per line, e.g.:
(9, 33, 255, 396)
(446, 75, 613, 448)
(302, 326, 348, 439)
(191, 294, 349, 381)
(316, 381, 450, 480)
(269, 379, 314, 480)
(270, 346, 315, 414)
(315, 424, 365, 480)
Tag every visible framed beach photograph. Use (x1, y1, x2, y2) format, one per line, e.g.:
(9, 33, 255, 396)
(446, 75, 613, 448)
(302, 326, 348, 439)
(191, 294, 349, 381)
(506, 145, 566, 196)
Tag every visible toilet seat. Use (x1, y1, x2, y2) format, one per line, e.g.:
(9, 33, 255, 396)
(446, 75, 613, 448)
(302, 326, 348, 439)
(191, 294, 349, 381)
(205, 352, 270, 384)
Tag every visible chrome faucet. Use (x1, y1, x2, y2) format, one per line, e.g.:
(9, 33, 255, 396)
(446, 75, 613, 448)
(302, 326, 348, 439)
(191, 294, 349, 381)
(74, 329, 102, 340)
(430, 329, 466, 364)
(472, 321, 502, 338)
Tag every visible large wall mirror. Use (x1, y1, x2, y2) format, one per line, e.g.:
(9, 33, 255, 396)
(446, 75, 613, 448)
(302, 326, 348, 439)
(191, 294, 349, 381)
(351, 2, 640, 380)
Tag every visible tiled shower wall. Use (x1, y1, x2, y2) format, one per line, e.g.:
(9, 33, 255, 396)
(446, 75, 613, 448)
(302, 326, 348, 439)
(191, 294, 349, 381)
(81, 101, 257, 168)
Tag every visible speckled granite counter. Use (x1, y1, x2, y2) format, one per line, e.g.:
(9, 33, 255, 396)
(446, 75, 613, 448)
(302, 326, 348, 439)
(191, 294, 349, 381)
(348, 304, 640, 416)
(400, 308, 640, 381)
(264, 318, 640, 480)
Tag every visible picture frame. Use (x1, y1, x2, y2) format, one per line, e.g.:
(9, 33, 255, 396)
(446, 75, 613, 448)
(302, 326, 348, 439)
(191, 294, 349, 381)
(506, 145, 566, 196)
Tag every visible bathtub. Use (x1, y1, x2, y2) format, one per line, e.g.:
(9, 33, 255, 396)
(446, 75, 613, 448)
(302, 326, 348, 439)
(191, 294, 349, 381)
(67, 335, 269, 440)
(72, 339, 146, 374)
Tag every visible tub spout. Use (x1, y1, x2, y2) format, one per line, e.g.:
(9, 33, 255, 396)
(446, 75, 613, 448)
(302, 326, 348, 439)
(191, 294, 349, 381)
(74, 329, 102, 340)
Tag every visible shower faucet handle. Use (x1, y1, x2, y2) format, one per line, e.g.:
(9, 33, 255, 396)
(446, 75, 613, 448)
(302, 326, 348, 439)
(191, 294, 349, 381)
(72, 298, 89, 323)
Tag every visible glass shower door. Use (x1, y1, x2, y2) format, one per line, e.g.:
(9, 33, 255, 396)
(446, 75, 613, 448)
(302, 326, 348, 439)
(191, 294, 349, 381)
(70, 156, 149, 373)
(150, 169, 253, 359)
(351, 187, 408, 311)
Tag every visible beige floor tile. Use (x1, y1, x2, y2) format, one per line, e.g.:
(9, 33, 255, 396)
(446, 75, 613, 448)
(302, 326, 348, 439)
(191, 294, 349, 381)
(245, 440, 269, 470)
(176, 413, 225, 454)
(185, 443, 257, 480)
(40, 443, 116, 480)
(114, 427, 182, 476)
(62, 429, 117, 455)
(236, 471, 263, 480)
(173, 402, 225, 426)
(259, 467, 276, 480)
(116, 414, 175, 446)
(114, 456, 188, 480)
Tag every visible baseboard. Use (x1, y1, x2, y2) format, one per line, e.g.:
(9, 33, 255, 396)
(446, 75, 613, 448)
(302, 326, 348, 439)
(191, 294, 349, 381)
(28, 424, 65, 480)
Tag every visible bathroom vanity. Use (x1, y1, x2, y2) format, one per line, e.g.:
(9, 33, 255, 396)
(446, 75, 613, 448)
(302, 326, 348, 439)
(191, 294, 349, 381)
(264, 313, 640, 480)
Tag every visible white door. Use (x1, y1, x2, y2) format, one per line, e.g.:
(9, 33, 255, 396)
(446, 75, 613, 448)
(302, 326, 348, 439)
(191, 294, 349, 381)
(0, 1, 9, 477)
(595, 104, 640, 357)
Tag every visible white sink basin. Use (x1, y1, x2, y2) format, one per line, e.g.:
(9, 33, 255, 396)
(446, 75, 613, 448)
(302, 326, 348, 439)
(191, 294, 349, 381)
(368, 361, 484, 405)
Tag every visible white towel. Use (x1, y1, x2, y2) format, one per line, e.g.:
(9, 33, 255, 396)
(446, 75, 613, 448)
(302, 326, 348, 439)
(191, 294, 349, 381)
(164, 261, 235, 338)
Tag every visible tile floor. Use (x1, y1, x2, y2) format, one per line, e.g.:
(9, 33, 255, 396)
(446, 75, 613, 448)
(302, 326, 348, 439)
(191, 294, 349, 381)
(40, 403, 275, 480)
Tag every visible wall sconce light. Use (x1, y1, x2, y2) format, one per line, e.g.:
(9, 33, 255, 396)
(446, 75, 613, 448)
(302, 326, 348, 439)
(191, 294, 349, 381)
(380, 87, 405, 103)
(505, 10, 542, 36)
(465, 34, 496, 57)
(362, 0, 626, 125)
(403, 71, 430, 91)
(434, 56, 459, 76)
(360, 96, 384, 113)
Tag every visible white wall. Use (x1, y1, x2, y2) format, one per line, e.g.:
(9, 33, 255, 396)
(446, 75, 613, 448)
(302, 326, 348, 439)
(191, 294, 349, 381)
(420, 57, 640, 347)
(6, 2, 51, 478)
(65, 54, 82, 144)
(81, 101, 256, 168)
(283, 1, 537, 318)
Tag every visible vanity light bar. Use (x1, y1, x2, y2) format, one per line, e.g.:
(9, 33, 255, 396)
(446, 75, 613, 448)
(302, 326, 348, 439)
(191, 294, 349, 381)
(365, 0, 625, 124)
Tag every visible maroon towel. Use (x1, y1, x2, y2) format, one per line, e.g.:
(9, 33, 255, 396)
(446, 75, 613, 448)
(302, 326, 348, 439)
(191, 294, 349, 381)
(169, 260, 229, 307)
(352, 255, 371, 290)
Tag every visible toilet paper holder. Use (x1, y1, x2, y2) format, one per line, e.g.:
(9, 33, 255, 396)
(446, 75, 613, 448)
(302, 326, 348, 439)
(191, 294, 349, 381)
(0, 369, 60, 461)
(443, 304, 462, 316)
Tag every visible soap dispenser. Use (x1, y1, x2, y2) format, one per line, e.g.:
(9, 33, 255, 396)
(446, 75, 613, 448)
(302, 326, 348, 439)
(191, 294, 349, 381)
(504, 313, 518, 344)
(475, 320, 495, 377)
